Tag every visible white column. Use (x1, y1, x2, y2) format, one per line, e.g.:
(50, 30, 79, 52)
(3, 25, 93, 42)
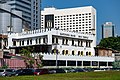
(66, 60, 67, 67)
(98, 61, 99, 68)
(76, 61, 77, 67)
(47, 33, 52, 44)
(81, 61, 83, 68)
(90, 61, 92, 67)
(107, 62, 109, 68)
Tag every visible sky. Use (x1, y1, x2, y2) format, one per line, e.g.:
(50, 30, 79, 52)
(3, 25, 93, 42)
(41, 0, 120, 44)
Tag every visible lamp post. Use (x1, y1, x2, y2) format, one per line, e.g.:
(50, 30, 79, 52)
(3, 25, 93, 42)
(54, 45, 58, 68)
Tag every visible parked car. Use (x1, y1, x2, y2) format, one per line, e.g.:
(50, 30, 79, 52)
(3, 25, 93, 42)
(63, 68, 74, 73)
(5, 69, 16, 76)
(0, 69, 6, 77)
(34, 69, 49, 75)
(49, 68, 66, 73)
(48, 68, 56, 74)
(83, 68, 94, 72)
(74, 68, 87, 72)
(15, 68, 35, 76)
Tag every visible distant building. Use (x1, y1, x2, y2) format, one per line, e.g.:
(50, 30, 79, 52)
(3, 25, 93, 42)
(102, 22, 115, 38)
(4, 0, 41, 30)
(0, 4, 22, 33)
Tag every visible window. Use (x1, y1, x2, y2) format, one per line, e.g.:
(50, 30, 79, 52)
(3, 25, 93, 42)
(78, 40, 83, 47)
(66, 39, 68, 45)
(19, 41, 21, 46)
(89, 52, 91, 55)
(30, 39, 32, 44)
(86, 52, 88, 56)
(72, 51, 74, 55)
(52, 37, 54, 43)
(81, 51, 83, 55)
(78, 40, 80, 46)
(43, 38, 46, 43)
(62, 38, 68, 45)
(22, 40, 24, 45)
(36, 38, 38, 44)
(39, 38, 41, 44)
(56, 38, 58, 43)
(27, 40, 29, 45)
(62, 39, 65, 44)
(13, 41, 16, 46)
(86, 41, 91, 47)
(66, 50, 68, 55)
(72, 40, 74, 46)
(89, 41, 91, 47)
(86, 41, 89, 47)
(52, 37, 58, 44)
(62, 50, 65, 55)
(78, 51, 80, 55)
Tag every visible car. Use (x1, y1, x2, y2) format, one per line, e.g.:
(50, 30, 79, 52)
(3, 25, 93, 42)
(83, 68, 94, 72)
(74, 68, 87, 72)
(48, 68, 56, 74)
(5, 69, 16, 76)
(0, 69, 6, 77)
(15, 68, 35, 76)
(52, 68, 66, 73)
(34, 69, 49, 75)
(63, 68, 74, 73)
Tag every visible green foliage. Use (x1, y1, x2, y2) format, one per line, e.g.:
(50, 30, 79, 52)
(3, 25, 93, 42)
(99, 36, 120, 51)
(0, 64, 8, 69)
(112, 60, 120, 68)
(20, 47, 34, 68)
(20, 47, 43, 68)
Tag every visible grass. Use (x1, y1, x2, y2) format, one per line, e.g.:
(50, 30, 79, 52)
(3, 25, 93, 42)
(0, 71, 120, 80)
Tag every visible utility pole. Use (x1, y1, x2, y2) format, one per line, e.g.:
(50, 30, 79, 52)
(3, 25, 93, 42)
(54, 45, 58, 68)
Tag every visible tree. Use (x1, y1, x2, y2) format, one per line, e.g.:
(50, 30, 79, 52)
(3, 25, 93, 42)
(20, 47, 34, 68)
(112, 60, 120, 68)
(98, 37, 120, 51)
(20, 47, 43, 68)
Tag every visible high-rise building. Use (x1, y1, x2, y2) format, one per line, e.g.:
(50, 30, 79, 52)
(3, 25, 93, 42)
(102, 22, 115, 38)
(4, 0, 41, 30)
(41, 6, 96, 35)
(0, 4, 22, 33)
(41, 6, 96, 46)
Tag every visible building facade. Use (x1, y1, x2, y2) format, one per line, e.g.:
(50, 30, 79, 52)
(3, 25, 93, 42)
(102, 22, 115, 38)
(7, 28, 114, 68)
(41, 6, 96, 46)
(0, 4, 22, 33)
(5, 0, 41, 30)
(41, 6, 96, 35)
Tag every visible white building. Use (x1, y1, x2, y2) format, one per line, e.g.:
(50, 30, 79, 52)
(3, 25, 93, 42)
(7, 28, 114, 68)
(5, 6, 114, 68)
(41, 6, 96, 46)
(41, 6, 96, 34)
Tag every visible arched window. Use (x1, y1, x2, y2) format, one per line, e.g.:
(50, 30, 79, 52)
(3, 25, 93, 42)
(86, 52, 88, 56)
(81, 51, 83, 55)
(52, 49, 54, 54)
(62, 50, 65, 55)
(89, 52, 91, 55)
(72, 51, 74, 55)
(78, 51, 80, 55)
(66, 50, 68, 55)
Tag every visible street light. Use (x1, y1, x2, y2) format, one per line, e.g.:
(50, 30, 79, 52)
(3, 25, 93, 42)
(54, 45, 58, 68)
